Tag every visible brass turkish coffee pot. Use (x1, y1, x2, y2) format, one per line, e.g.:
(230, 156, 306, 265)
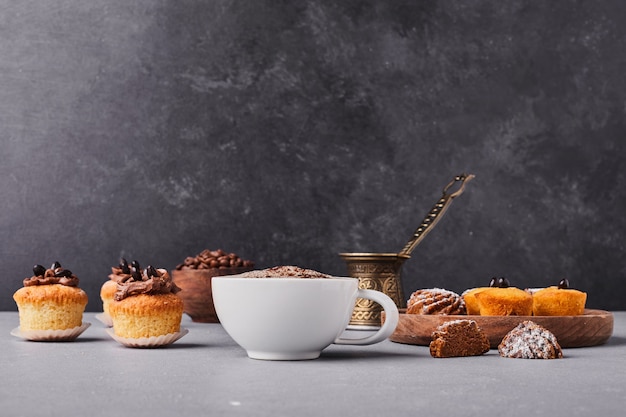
(340, 173, 474, 328)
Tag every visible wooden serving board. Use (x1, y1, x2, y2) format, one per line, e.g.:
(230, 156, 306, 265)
(382, 309, 613, 348)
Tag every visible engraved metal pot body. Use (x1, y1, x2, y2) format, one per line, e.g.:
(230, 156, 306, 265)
(339, 253, 409, 328)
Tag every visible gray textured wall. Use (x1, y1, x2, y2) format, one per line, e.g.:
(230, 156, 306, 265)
(1, 0, 625, 311)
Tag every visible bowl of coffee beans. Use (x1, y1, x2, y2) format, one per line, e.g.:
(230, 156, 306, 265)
(172, 249, 254, 322)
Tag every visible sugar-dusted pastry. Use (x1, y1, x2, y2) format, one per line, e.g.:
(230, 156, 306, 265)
(13, 262, 88, 331)
(406, 288, 466, 315)
(429, 319, 490, 358)
(108, 265, 183, 339)
(531, 279, 587, 316)
(498, 320, 563, 359)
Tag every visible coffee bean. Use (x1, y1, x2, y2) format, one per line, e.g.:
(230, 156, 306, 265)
(558, 278, 570, 289)
(33, 264, 46, 276)
(54, 269, 73, 278)
(497, 277, 510, 288)
(131, 266, 142, 281)
(51, 261, 62, 270)
(145, 265, 158, 278)
(489, 277, 510, 288)
(119, 258, 130, 274)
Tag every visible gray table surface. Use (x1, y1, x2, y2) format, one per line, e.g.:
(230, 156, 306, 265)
(1, 311, 624, 417)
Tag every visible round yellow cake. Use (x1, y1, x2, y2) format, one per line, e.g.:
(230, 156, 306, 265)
(461, 287, 489, 315)
(109, 293, 183, 338)
(532, 286, 587, 316)
(13, 284, 88, 331)
(474, 287, 533, 316)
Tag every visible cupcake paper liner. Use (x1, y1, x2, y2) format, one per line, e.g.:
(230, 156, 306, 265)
(105, 328, 189, 348)
(95, 313, 113, 327)
(11, 322, 91, 342)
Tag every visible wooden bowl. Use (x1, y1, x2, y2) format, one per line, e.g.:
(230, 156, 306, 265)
(382, 309, 614, 348)
(172, 267, 252, 322)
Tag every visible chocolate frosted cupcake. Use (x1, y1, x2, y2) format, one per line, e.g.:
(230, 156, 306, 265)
(108, 265, 184, 340)
(13, 262, 89, 335)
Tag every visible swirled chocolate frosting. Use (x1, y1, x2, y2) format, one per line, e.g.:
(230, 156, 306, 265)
(114, 265, 180, 301)
(109, 258, 135, 283)
(23, 262, 79, 287)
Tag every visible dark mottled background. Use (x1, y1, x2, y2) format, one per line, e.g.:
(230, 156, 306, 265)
(1, 0, 625, 311)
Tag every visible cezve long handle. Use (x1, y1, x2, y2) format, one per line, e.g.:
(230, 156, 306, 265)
(398, 173, 475, 257)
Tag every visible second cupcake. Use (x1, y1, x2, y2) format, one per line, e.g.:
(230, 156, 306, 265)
(108, 265, 183, 340)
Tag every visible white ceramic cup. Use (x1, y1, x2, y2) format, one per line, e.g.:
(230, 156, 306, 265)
(212, 276, 399, 360)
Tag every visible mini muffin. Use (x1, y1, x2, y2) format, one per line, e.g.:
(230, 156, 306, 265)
(461, 287, 489, 315)
(463, 277, 510, 315)
(467, 277, 533, 316)
(461, 277, 511, 316)
(108, 265, 183, 339)
(531, 279, 586, 316)
(13, 262, 88, 331)
(474, 287, 533, 316)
